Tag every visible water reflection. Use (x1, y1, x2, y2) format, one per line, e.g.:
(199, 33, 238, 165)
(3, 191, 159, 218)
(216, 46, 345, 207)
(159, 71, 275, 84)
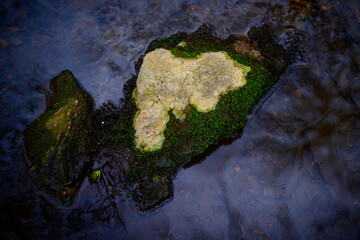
(1, 0, 360, 239)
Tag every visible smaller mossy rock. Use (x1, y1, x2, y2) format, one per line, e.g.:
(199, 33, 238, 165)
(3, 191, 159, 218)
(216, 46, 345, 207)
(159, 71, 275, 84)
(23, 70, 93, 197)
(133, 48, 250, 151)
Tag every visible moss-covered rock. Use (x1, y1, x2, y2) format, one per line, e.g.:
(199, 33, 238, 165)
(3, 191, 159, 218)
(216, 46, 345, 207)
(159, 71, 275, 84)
(109, 24, 295, 210)
(23, 70, 93, 199)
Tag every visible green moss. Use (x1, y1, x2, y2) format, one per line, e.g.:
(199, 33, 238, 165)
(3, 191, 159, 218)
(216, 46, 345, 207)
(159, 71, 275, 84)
(150, 35, 182, 50)
(115, 99, 137, 147)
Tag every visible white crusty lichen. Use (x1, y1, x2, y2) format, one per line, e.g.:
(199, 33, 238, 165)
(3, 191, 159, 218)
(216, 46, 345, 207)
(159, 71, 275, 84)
(133, 48, 250, 151)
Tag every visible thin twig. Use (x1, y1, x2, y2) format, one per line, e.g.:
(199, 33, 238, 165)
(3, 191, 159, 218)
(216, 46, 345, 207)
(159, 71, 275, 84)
(102, 171, 128, 233)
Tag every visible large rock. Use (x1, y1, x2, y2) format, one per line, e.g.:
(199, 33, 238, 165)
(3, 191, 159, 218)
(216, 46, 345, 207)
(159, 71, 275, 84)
(23, 70, 93, 197)
(133, 49, 250, 151)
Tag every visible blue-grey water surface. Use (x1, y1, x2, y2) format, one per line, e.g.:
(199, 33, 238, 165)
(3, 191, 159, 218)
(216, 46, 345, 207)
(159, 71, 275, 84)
(1, 0, 360, 239)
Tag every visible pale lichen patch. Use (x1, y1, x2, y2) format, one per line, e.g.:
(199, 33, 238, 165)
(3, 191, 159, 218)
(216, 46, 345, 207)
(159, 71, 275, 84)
(134, 48, 250, 151)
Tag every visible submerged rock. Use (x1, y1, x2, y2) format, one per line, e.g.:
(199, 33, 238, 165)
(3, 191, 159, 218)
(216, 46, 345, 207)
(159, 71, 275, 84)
(134, 48, 250, 151)
(23, 70, 93, 198)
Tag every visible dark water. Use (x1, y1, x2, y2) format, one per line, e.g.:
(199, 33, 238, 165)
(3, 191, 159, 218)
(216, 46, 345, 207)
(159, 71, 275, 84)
(1, 0, 360, 239)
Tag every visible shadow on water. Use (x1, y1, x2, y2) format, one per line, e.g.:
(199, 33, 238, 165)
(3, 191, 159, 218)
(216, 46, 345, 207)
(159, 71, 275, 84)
(1, 0, 360, 239)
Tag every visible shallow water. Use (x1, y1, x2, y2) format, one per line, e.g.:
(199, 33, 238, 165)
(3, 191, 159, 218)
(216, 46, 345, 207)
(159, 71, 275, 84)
(1, 0, 360, 239)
